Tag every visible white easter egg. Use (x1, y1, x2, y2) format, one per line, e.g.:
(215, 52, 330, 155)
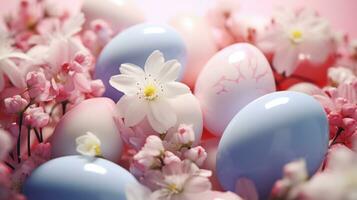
(82, 0, 145, 32)
(195, 43, 275, 136)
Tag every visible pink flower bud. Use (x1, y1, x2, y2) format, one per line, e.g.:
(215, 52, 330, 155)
(26, 71, 50, 100)
(90, 80, 105, 97)
(24, 107, 50, 128)
(184, 146, 207, 166)
(176, 124, 195, 145)
(342, 103, 357, 117)
(327, 112, 343, 126)
(164, 151, 181, 165)
(4, 95, 28, 113)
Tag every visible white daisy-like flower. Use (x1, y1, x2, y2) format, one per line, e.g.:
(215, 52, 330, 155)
(76, 132, 102, 157)
(110, 50, 190, 133)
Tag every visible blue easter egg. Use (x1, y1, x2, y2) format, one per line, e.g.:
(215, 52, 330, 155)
(95, 23, 187, 101)
(23, 156, 137, 200)
(216, 91, 329, 199)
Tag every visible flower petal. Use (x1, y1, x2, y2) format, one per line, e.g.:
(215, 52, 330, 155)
(1, 60, 26, 88)
(164, 82, 191, 98)
(109, 74, 137, 95)
(273, 46, 299, 76)
(158, 60, 181, 82)
(124, 98, 148, 127)
(147, 107, 168, 133)
(116, 95, 133, 116)
(184, 176, 211, 193)
(144, 50, 164, 77)
(149, 98, 177, 132)
(120, 63, 145, 77)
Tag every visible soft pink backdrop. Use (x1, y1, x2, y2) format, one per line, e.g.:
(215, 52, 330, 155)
(1, 0, 356, 37)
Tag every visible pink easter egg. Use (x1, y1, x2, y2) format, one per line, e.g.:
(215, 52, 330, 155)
(50, 98, 123, 162)
(288, 82, 325, 96)
(82, 0, 145, 33)
(169, 14, 217, 88)
(195, 43, 276, 136)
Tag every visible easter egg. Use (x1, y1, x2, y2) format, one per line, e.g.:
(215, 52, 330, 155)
(169, 14, 217, 88)
(216, 91, 329, 199)
(23, 156, 137, 200)
(95, 23, 187, 101)
(288, 82, 325, 96)
(82, 0, 145, 33)
(50, 98, 123, 162)
(195, 43, 275, 136)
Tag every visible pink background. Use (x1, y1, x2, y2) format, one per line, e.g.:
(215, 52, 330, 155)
(1, 0, 356, 37)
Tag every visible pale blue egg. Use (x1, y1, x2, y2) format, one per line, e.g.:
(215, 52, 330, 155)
(216, 91, 329, 199)
(95, 23, 187, 101)
(23, 156, 137, 200)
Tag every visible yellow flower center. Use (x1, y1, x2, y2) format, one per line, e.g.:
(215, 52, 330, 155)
(290, 29, 303, 44)
(167, 183, 182, 194)
(94, 145, 102, 156)
(143, 84, 157, 100)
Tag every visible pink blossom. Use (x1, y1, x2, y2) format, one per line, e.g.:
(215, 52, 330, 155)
(11, 143, 51, 192)
(150, 160, 212, 200)
(184, 146, 207, 167)
(257, 8, 334, 76)
(81, 19, 113, 55)
(4, 95, 28, 113)
(270, 159, 308, 199)
(0, 129, 13, 160)
(328, 67, 356, 86)
(26, 70, 51, 101)
(314, 80, 357, 145)
(163, 151, 181, 165)
(89, 80, 105, 97)
(24, 106, 50, 128)
(175, 124, 195, 145)
(298, 142, 357, 200)
(134, 135, 164, 169)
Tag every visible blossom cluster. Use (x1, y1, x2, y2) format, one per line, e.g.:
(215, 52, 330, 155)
(0, 0, 114, 197)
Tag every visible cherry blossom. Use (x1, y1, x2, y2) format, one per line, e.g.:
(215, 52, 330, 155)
(257, 8, 334, 76)
(110, 50, 191, 133)
(4, 95, 28, 114)
(150, 160, 212, 200)
(24, 106, 50, 128)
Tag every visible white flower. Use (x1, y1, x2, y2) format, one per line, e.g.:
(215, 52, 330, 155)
(328, 67, 356, 85)
(110, 50, 190, 133)
(257, 8, 333, 76)
(0, 32, 31, 91)
(75, 132, 102, 157)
